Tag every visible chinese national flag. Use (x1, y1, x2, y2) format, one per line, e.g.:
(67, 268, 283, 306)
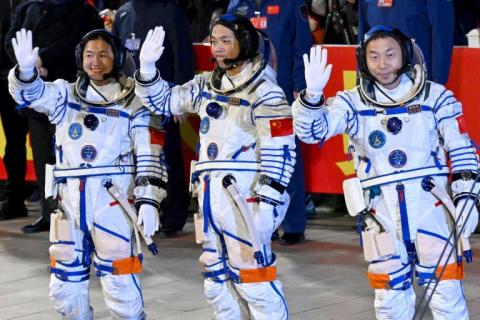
(270, 118, 293, 137)
(456, 115, 467, 134)
(149, 128, 166, 145)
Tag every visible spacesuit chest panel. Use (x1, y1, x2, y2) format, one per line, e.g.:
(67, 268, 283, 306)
(57, 104, 132, 167)
(353, 102, 441, 177)
(198, 95, 257, 162)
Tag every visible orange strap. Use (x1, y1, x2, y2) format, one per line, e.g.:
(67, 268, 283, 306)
(50, 256, 57, 268)
(367, 272, 391, 289)
(436, 262, 464, 281)
(239, 266, 277, 283)
(112, 256, 142, 275)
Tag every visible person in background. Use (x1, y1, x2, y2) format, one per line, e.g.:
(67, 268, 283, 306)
(4, 0, 103, 232)
(0, 0, 29, 221)
(358, 0, 454, 85)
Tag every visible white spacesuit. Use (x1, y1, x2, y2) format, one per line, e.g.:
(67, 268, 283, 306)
(293, 26, 479, 319)
(8, 29, 167, 320)
(135, 15, 295, 319)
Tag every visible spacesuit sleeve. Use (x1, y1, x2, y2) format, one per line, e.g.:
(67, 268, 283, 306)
(135, 70, 205, 117)
(252, 81, 296, 188)
(130, 107, 168, 208)
(292, 90, 356, 144)
(432, 85, 478, 174)
(8, 66, 70, 124)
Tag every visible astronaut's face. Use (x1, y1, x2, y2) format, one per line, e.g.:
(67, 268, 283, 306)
(366, 36, 403, 89)
(210, 25, 242, 75)
(83, 39, 114, 86)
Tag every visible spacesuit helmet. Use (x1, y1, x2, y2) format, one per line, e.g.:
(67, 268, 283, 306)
(356, 25, 426, 106)
(210, 13, 260, 69)
(357, 25, 415, 82)
(75, 29, 126, 79)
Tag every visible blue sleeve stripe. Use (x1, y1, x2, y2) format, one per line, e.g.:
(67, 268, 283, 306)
(437, 111, 461, 124)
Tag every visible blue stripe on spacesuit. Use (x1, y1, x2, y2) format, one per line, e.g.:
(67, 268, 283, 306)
(223, 230, 253, 247)
(450, 151, 476, 158)
(433, 91, 455, 112)
(417, 229, 452, 246)
(79, 178, 94, 266)
(131, 274, 144, 306)
(450, 157, 478, 164)
(396, 184, 411, 243)
(93, 223, 130, 243)
(200, 91, 250, 107)
(360, 165, 449, 186)
(255, 114, 292, 119)
(67, 102, 130, 118)
(449, 145, 475, 153)
(338, 94, 359, 136)
(56, 257, 83, 267)
(270, 282, 289, 319)
(437, 111, 462, 124)
(50, 267, 90, 282)
(253, 95, 285, 109)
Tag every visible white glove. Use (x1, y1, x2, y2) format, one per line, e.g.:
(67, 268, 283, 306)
(303, 45, 332, 97)
(139, 26, 165, 78)
(137, 204, 159, 237)
(11, 28, 39, 77)
(455, 198, 479, 238)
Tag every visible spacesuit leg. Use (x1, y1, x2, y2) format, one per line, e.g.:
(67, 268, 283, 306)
(92, 192, 145, 320)
(48, 215, 92, 319)
(198, 175, 245, 319)
(220, 176, 288, 320)
(364, 196, 415, 320)
(415, 198, 468, 320)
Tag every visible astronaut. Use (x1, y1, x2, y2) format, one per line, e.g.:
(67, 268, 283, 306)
(292, 26, 479, 319)
(135, 14, 295, 319)
(8, 29, 167, 320)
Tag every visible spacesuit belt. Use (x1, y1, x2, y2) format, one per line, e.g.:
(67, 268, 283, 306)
(417, 262, 465, 283)
(367, 271, 412, 290)
(53, 165, 136, 179)
(360, 166, 450, 189)
(236, 266, 277, 283)
(94, 256, 143, 276)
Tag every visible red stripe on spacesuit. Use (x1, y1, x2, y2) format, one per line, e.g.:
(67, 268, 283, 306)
(269, 118, 293, 137)
(456, 115, 468, 134)
(434, 200, 443, 207)
(109, 199, 135, 207)
(149, 128, 166, 145)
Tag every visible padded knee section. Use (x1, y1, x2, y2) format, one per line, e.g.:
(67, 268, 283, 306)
(428, 280, 468, 320)
(234, 280, 287, 320)
(204, 278, 242, 320)
(101, 274, 143, 319)
(49, 275, 91, 320)
(374, 288, 415, 320)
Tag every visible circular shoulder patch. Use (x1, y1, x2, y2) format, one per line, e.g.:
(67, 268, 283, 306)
(388, 149, 407, 168)
(200, 117, 210, 134)
(207, 142, 218, 160)
(68, 123, 83, 140)
(368, 130, 386, 149)
(81, 145, 97, 162)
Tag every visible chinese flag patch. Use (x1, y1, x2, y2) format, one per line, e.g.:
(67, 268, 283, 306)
(149, 128, 166, 145)
(267, 5, 280, 15)
(456, 115, 467, 134)
(270, 118, 293, 137)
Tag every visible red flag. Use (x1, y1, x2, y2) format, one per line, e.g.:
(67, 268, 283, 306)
(149, 128, 166, 145)
(269, 118, 293, 137)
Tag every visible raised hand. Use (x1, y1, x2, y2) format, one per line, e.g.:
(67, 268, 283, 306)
(140, 26, 165, 77)
(11, 29, 39, 74)
(303, 45, 332, 97)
